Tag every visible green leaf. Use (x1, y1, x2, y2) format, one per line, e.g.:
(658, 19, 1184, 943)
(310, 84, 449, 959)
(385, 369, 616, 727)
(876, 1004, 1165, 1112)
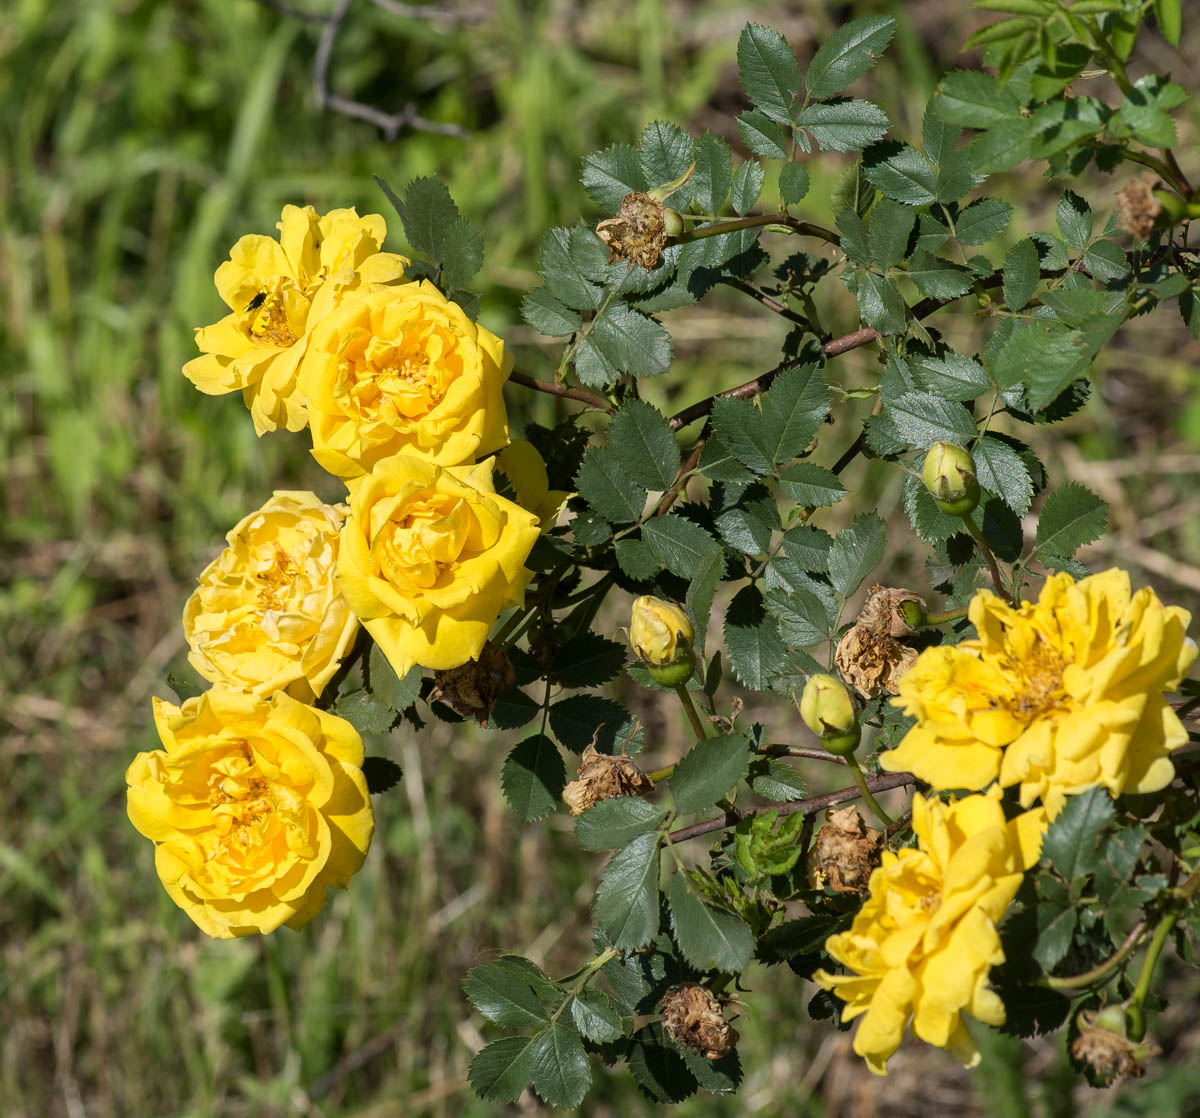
(731, 159, 766, 215)
(780, 525, 833, 573)
(1029, 97, 1108, 158)
(575, 447, 646, 523)
(581, 142, 648, 210)
(765, 584, 832, 647)
(468, 1035, 536, 1103)
(529, 1022, 590, 1109)
(869, 197, 915, 270)
(935, 149, 984, 203)
(1041, 787, 1116, 884)
(953, 197, 1014, 244)
(501, 735, 566, 822)
(856, 271, 906, 334)
(593, 831, 662, 951)
(670, 732, 752, 815)
(396, 175, 459, 258)
(879, 391, 977, 446)
(1081, 240, 1130, 281)
(1002, 238, 1039, 310)
(724, 585, 787, 692)
(934, 70, 1021, 128)
(615, 537, 659, 581)
(626, 1024, 699, 1103)
(991, 321, 1089, 405)
(828, 513, 887, 598)
(1155, 0, 1182, 46)
(369, 644, 422, 711)
(576, 797, 667, 851)
(761, 363, 831, 463)
(550, 695, 644, 754)
(1056, 190, 1093, 251)
(332, 689, 395, 734)
(912, 352, 991, 401)
(574, 335, 620, 388)
(717, 505, 774, 556)
(737, 111, 789, 159)
(463, 956, 558, 1028)
(777, 463, 846, 506)
(863, 143, 937, 205)
(905, 250, 973, 300)
(691, 132, 733, 212)
(748, 758, 807, 802)
(668, 874, 755, 972)
(836, 207, 871, 267)
(552, 633, 627, 687)
(737, 23, 803, 124)
(779, 161, 810, 205)
(687, 545, 724, 657)
(609, 400, 681, 490)
(805, 14, 896, 100)
(643, 516, 721, 579)
(571, 989, 626, 1044)
(439, 216, 484, 290)
(974, 435, 1035, 514)
(521, 289, 582, 337)
(361, 756, 402, 794)
(794, 99, 891, 152)
(1033, 895, 1078, 971)
(967, 117, 1033, 173)
(591, 304, 673, 379)
(1034, 482, 1108, 561)
(539, 227, 602, 310)
(923, 103, 963, 166)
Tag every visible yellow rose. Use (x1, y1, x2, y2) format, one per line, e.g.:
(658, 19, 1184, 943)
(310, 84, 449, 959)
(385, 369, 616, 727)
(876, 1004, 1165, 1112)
(629, 596, 693, 665)
(813, 788, 1045, 1075)
(880, 569, 1195, 817)
(302, 281, 512, 478)
(182, 491, 359, 703)
(337, 453, 541, 676)
(127, 690, 374, 938)
(183, 205, 409, 434)
(495, 438, 569, 531)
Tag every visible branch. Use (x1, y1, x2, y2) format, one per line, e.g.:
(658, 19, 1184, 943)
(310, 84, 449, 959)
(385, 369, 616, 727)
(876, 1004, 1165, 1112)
(508, 371, 614, 412)
(667, 771, 913, 844)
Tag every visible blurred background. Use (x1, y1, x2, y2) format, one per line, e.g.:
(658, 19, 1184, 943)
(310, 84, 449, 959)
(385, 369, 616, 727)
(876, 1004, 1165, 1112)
(3, 1, 1200, 1114)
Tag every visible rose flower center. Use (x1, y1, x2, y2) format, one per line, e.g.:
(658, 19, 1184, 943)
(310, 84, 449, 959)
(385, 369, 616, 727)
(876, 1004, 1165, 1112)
(340, 314, 458, 423)
(253, 544, 301, 613)
(993, 626, 1069, 724)
(242, 277, 301, 348)
(377, 491, 472, 590)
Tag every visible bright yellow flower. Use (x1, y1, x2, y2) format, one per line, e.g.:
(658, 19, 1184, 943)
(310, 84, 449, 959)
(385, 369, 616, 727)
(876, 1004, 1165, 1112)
(629, 596, 694, 666)
(880, 570, 1195, 817)
(182, 491, 359, 703)
(183, 205, 409, 434)
(495, 439, 569, 531)
(127, 690, 374, 938)
(336, 453, 541, 677)
(302, 281, 512, 478)
(813, 788, 1045, 1075)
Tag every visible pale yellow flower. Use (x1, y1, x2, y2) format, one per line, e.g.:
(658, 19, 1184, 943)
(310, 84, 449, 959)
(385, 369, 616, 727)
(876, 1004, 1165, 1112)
(183, 205, 409, 433)
(813, 788, 1045, 1075)
(337, 453, 541, 677)
(880, 570, 1194, 817)
(495, 439, 569, 531)
(302, 281, 511, 478)
(182, 491, 359, 703)
(629, 596, 693, 665)
(127, 690, 374, 938)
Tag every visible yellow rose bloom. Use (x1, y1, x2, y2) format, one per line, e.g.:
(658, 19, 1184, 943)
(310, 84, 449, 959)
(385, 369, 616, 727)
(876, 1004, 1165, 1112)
(183, 205, 409, 434)
(495, 439, 569, 531)
(127, 690, 374, 938)
(182, 491, 359, 703)
(813, 788, 1045, 1075)
(337, 453, 541, 676)
(301, 281, 512, 478)
(880, 570, 1195, 817)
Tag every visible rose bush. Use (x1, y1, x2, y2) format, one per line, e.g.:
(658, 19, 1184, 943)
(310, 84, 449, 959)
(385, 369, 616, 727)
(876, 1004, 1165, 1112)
(126, 689, 374, 938)
(182, 490, 359, 703)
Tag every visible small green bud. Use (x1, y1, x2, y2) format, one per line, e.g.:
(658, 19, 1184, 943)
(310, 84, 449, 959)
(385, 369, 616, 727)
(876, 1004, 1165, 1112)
(898, 598, 926, 630)
(922, 441, 980, 517)
(663, 208, 685, 238)
(630, 596, 695, 686)
(799, 674, 860, 756)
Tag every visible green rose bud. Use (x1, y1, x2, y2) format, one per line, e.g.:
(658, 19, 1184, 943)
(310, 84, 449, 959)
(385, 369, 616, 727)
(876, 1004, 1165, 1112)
(630, 596, 695, 686)
(922, 441, 980, 517)
(799, 673, 860, 756)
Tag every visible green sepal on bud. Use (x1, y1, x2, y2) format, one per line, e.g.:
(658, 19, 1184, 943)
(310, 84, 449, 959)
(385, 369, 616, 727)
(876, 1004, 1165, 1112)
(799, 673, 860, 756)
(630, 596, 695, 686)
(922, 441, 980, 517)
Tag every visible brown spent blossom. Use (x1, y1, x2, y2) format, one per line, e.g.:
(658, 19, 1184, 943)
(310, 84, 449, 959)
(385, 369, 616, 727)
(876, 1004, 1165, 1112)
(835, 585, 925, 698)
(1116, 174, 1163, 241)
(659, 983, 738, 1060)
(428, 642, 515, 726)
(809, 805, 884, 894)
(561, 740, 655, 816)
(1071, 1009, 1159, 1087)
(595, 192, 677, 270)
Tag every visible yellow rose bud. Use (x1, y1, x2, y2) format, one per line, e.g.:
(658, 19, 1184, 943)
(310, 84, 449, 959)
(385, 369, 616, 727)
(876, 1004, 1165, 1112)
(336, 453, 541, 678)
(183, 204, 409, 434)
(127, 690, 374, 938)
(630, 596, 695, 684)
(922, 441, 980, 516)
(183, 491, 359, 703)
(800, 673, 859, 755)
(301, 280, 512, 479)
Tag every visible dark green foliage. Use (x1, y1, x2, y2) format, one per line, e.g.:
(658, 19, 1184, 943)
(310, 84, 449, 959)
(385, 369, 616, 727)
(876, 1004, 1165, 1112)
(501, 735, 567, 821)
(670, 732, 753, 815)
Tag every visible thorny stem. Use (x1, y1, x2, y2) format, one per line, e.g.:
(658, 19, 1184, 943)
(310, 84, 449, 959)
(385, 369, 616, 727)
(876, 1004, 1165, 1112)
(845, 754, 894, 828)
(961, 514, 1008, 602)
(725, 277, 809, 325)
(648, 741, 850, 784)
(675, 684, 710, 744)
(667, 772, 914, 843)
(508, 371, 613, 413)
(1037, 921, 1147, 992)
(1126, 870, 1200, 1040)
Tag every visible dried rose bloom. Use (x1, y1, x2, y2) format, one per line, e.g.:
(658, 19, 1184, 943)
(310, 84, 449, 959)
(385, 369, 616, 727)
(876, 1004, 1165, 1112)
(835, 585, 925, 698)
(810, 805, 884, 894)
(1116, 175, 1162, 241)
(660, 983, 738, 1060)
(595, 192, 680, 269)
(561, 741, 654, 815)
(429, 642, 515, 725)
(1071, 1007, 1159, 1087)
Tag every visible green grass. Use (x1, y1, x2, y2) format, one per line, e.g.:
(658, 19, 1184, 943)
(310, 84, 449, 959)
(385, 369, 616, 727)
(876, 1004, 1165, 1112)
(4, 1, 1200, 1114)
